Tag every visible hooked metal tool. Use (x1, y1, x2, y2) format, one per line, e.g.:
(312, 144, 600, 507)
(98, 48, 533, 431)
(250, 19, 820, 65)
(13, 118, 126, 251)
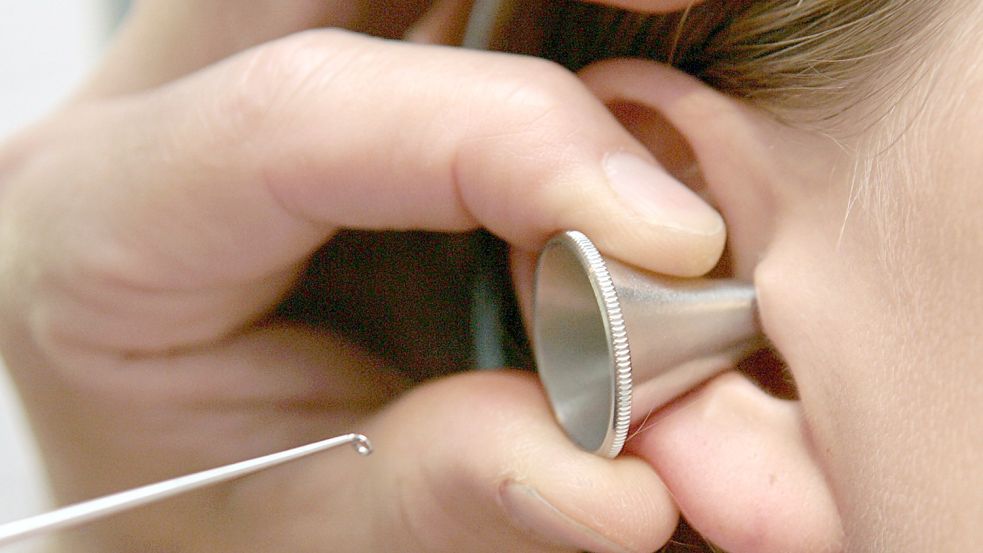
(534, 231, 761, 458)
(0, 433, 371, 548)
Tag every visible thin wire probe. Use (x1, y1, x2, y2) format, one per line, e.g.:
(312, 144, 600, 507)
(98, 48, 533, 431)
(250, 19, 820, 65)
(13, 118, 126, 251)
(0, 433, 372, 548)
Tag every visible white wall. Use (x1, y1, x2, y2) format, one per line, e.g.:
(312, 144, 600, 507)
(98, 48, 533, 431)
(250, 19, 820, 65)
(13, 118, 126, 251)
(0, 1, 109, 551)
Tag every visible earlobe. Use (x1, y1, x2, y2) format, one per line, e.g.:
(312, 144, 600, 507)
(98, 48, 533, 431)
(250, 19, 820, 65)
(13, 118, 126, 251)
(626, 373, 845, 553)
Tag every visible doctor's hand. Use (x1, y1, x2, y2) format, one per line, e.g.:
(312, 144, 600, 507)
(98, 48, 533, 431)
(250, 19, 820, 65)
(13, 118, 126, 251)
(0, 3, 726, 552)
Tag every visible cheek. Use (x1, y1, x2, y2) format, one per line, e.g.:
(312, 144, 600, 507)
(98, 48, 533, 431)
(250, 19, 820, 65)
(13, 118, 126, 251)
(752, 186, 980, 549)
(752, 225, 879, 542)
(753, 223, 867, 450)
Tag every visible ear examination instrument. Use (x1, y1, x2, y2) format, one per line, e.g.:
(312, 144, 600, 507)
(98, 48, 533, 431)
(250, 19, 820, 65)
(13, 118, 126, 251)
(534, 231, 760, 458)
(0, 433, 371, 548)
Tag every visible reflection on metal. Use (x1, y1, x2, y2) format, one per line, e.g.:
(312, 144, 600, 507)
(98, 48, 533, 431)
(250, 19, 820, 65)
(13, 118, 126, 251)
(534, 231, 760, 457)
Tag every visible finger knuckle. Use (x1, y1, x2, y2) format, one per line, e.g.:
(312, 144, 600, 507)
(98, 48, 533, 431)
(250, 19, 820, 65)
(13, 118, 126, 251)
(454, 59, 587, 200)
(220, 29, 357, 136)
(490, 58, 585, 129)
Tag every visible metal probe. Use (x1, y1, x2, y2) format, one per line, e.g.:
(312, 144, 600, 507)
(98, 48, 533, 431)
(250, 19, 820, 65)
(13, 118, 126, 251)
(0, 433, 371, 548)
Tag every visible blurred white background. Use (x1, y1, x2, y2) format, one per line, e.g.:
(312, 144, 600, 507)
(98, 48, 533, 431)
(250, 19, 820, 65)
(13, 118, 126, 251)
(0, 1, 118, 551)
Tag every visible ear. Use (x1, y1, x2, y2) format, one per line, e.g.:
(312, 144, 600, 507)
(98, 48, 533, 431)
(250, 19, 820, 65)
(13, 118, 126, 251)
(579, 58, 842, 280)
(578, 60, 845, 553)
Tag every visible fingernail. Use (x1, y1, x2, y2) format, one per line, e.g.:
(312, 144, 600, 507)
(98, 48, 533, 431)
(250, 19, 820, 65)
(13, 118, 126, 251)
(499, 480, 633, 553)
(604, 152, 723, 235)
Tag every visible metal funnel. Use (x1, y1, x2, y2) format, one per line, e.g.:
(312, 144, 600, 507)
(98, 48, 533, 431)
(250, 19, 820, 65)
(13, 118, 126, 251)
(533, 231, 760, 457)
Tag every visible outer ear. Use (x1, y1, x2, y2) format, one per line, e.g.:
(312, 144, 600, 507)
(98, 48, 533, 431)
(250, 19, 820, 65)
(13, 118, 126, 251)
(579, 60, 845, 553)
(580, 58, 796, 280)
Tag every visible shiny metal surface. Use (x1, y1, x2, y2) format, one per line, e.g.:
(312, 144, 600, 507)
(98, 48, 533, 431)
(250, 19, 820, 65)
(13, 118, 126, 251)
(0, 433, 371, 548)
(533, 231, 760, 457)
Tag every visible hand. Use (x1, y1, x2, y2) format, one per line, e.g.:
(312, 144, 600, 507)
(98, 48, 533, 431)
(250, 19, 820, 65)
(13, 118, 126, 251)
(0, 2, 726, 552)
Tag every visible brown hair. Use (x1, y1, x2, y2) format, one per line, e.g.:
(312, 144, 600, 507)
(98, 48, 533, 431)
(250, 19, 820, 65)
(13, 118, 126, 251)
(496, 0, 959, 132)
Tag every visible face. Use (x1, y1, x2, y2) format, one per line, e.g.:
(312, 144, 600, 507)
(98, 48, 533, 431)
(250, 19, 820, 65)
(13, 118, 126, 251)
(579, 8, 982, 550)
(725, 19, 983, 551)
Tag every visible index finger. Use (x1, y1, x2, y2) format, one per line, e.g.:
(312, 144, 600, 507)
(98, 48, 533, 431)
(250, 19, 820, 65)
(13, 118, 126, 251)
(10, 31, 724, 352)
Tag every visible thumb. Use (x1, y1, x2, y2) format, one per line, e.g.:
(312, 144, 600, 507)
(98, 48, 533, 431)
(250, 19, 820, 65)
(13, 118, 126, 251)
(10, 30, 725, 354)
(360, 371, 679, 553)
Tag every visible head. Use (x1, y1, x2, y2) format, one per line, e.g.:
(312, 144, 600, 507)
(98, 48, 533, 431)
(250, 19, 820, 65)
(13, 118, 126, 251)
(524, 0, 982, 551)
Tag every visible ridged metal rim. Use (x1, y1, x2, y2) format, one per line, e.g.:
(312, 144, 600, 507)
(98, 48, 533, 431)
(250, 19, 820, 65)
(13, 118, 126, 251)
(560, 231, 633, 458)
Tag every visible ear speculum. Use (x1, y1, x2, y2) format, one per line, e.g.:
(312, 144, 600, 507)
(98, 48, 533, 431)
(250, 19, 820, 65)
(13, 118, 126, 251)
(533, 230, 762, 457)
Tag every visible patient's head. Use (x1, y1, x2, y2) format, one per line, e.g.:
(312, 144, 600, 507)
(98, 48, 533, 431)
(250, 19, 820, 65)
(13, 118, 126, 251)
(536, 1, 982, 551)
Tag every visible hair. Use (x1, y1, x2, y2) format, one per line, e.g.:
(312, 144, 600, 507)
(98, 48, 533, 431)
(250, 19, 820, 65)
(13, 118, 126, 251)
(493, 1, 969, 551)
(493, 0, 962, 134)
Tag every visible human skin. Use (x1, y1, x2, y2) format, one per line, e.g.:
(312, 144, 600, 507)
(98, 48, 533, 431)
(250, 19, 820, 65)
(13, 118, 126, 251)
(572, 6, 983, 550)
(1, 1, 980, 553)
(0, 1, 725, 552)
